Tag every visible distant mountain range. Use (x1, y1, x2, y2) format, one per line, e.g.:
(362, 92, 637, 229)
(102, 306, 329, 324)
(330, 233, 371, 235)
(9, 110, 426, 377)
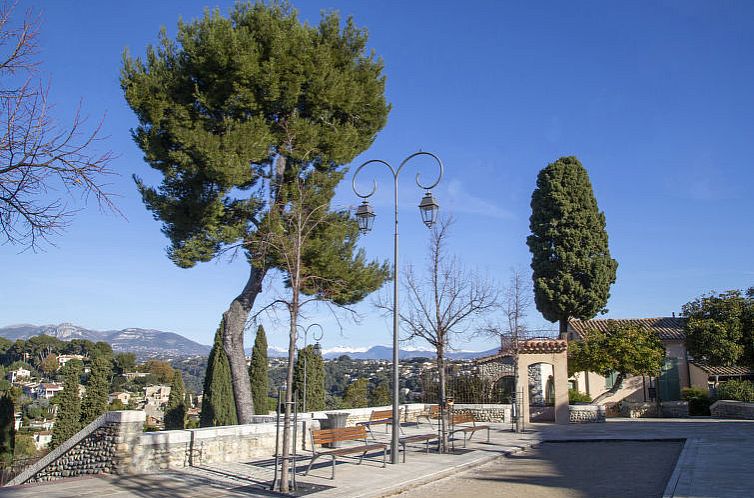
(1, 323, 499, 361)
(266, 344, 499, 361)
(0, 323, 211, 358)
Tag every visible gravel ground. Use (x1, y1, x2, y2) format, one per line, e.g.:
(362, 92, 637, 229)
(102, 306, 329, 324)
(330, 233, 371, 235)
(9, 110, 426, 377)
(397, 440, 683, 498)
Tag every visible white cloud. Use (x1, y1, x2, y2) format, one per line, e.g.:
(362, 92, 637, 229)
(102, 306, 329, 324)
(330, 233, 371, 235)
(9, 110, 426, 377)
(443, 178, 515, 220)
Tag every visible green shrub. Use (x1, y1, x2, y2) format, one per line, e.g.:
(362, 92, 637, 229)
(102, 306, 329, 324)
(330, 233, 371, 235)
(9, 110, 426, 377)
(717, 380, 754, 403)
(681, 387, 712, 415)
(569, 389, 592, 404)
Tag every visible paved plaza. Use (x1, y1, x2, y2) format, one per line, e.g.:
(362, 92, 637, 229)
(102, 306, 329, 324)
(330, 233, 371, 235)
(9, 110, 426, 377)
(1, 418, 753, 497)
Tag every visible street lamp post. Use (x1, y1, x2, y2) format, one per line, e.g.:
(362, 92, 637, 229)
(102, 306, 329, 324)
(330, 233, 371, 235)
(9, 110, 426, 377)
(296, 323, 324, 413)
(352, 151, 443, 464)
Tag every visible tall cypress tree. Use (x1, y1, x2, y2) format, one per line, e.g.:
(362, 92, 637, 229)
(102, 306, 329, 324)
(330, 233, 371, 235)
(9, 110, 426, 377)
(0, 394, 15, 465)
(51, 364, 81, 448)
(527, 156, 618, 337)
(164, 372, 186, 430)
(293, 345, 325, 411)
(249, 325, 269, 415)
(80, 355, 112, 425)
(200, 322, 238, 427)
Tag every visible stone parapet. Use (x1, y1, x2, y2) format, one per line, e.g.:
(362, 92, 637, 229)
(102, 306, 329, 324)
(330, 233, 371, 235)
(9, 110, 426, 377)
(129, 421, 285, 473)
(569, 404, 606, 423)
(5, 403, 514, 487)
(8, 410, 146, 486)
(710, 400, 754, 419)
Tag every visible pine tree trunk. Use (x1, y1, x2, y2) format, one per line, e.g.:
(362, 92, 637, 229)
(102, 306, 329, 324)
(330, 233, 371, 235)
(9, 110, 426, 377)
(221, 264, 267, 424)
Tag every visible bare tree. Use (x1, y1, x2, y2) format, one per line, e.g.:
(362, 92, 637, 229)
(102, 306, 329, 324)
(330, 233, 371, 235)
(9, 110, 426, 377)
(479, 268, 532, 432)
(0, 3, 115, 249)
(249, 172, 387, 492)
(385, 217, 499, 451)
(481, 268, 533, 347)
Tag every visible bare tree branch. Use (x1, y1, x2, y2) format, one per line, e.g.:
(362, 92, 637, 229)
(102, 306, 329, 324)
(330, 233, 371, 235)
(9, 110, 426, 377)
(380, 216, 499, 451)
(0, 3, 117, 249)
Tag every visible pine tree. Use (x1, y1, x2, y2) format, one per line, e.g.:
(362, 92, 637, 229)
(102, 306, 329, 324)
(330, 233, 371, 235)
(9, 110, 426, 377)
(369, 383, 391, 407)
(249, 325, 269, 415)
(80, 356, 112, 425)
(164, 372, 186, 430)
(0, 394, 15, 465)
(343, 378, 369, 408)
(200, 322, 237, 427)
(51, 364, 81, 448)
(121, 1, 390, 426)
(293, 345, 325, 411)
(527, 156, 618, 337)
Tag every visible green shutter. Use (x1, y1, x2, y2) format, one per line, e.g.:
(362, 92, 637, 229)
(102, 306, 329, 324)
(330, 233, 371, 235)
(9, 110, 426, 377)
(659, 358, 681, 401)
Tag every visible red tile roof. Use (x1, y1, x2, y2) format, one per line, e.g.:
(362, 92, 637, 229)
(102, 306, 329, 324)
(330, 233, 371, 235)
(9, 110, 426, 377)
(474, 339, 568, 364)
(568, 317, 686, 341)
(690, 361, 754, 377)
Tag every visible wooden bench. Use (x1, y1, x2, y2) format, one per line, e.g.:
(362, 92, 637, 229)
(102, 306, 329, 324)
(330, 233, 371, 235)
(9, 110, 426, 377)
(356, 408, 404, 438)
(399, 433, 440, 462)
(417, 405, 441, 427)
(449, 412, 491, 449)
(305, 426, 387, 479)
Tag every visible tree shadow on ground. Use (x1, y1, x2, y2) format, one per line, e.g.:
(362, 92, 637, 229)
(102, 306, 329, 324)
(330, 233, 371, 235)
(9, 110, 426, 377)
(467, 441, 682, 498)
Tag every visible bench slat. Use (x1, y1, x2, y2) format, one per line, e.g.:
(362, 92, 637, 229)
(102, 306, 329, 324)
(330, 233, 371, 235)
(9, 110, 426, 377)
(317, 442, 387, 456)
(312, 426, 367, 444)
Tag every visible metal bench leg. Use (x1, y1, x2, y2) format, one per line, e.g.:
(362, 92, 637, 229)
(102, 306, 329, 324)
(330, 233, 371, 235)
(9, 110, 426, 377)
(402, 443, 406, 463)
(487, 427, 490, 443)
(383, 447, 387, 467)
(359, 450, 366, 464)
(305, 454, 319, 476)
(331, 455, 336, 479)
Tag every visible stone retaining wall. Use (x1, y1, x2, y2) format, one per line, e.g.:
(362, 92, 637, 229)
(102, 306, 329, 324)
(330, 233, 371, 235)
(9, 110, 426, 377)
(710, 400, 754, 419)
(661, 401, 689, 418)
(569, 405, 606, 423)
(620, 401, 689, 418)
(8, 411, 144, 486)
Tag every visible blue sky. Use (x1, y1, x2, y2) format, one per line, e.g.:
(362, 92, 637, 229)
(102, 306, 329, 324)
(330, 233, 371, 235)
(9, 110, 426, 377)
(2, 1, 753, 352)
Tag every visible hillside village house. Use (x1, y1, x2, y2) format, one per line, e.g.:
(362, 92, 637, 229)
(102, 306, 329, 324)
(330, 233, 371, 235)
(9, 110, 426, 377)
(108, 391, 131, 405)
(37, 383, 63, 400)
(6, 367, 31, 383)
(57, 354, 85, 368)
(33, 431, 53, 451)
(143, 385, 171, 406)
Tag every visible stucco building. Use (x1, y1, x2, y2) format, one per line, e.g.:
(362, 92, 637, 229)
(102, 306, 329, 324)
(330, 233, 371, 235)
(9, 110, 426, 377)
(567, 317, 690, 404)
